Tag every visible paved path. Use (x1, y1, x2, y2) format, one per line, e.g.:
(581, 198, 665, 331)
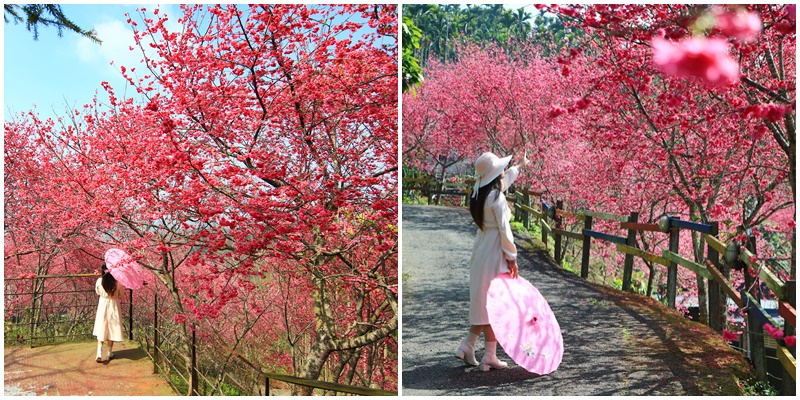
(4, 341, 175, 396)
(401, 205, 751, 396)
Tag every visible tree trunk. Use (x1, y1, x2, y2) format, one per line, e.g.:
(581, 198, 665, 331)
(295, 342, 331, 395)
(692, 226, 708, 325)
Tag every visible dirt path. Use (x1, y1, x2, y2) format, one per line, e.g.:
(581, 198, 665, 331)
(401, 205, 753, 396)
(4, 341, 175, 396)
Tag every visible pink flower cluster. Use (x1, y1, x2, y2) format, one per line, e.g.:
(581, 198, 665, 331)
(786, 336, 796, 347)
(574, 97, 591, 110)
(713, 7, 762, 42)
(548, 97, 592, 119)
(548, 105, 568, 118)
(763, 323, 784, 340)
(721, 329, 739, 342)
(17, 272, 36, 279)
(650, 7, 770, 87)
(775, 4, 796, 34)
(652, 37, 739, 87)
(742, 103, 794, 123)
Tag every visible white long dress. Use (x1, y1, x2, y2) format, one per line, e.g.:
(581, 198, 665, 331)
(469, 166, 519, 325)
(92, 278, 124, 342)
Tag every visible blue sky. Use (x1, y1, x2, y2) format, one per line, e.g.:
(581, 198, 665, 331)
(4, 4, 528, 121)
(3, 4, 185, 121)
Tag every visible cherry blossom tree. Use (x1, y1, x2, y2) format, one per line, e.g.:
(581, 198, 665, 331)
(538, 4, 794, 324)
(5, 4, 397, 393)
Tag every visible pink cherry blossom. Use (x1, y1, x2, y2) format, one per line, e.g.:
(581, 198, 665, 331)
(548, 105, 568, 118)
(574, 97, 591, 110)
(652, 37, 740, 87)
(763, 323, 784, 339)
(713, 7, 762, 42)
(722, 329, 738, 342)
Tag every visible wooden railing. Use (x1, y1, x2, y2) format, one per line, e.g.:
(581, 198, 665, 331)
(509, 188, 795, 394)
(3, 274, 133, 347)
(402, 177, 474, 206)
(132, 289, 397, 396)
(3, 274, 396, 396)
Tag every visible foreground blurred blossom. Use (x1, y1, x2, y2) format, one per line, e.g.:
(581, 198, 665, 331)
(721, 329, 739, 343)
(713, 7, 762, 42)
(652, 37, 739, 87)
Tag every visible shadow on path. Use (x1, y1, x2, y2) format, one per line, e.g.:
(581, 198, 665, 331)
(401, 205, 752, 396)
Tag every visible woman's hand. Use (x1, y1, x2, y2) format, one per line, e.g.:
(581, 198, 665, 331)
(518, 152, 530, 169)
(508, 259, 519, 279)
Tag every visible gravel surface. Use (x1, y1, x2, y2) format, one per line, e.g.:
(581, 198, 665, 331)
(401, 205, 690, 396)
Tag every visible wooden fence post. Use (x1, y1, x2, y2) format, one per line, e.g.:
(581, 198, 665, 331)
(554, 200, 563, 266)
(28, 278, 35, 347)
(783, 230, 796, 397)
(622, 211, 639, 292)
(129, 289, 134, 341)
(707, 222, 723, 333)
(153, 293, 159, 374)
(581, 216, 593, 279)
(782, 279, 796, 395)
(667, 217, 680, 308)
(191, 324, 199, 396)
(523, 192, 531, 230)
(541, 199, 548, 249)
(744, 233, 767, 382)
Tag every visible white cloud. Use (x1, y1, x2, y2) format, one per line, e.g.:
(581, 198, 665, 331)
(73, 4, 183, 79)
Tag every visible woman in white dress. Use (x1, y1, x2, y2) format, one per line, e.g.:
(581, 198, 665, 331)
(93, 264, 124, 362)
(455, 152, 528, 371)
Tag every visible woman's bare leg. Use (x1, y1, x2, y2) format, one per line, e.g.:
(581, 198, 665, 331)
(484, 324, 497, 342)
(106, 340, 114, 359)
(479, 324, 506, 371)
(469, 325, 484, 335)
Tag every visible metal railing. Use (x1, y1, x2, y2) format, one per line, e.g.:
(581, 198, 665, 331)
(4, 274, 132, 347)
(132, 289, 396, 396)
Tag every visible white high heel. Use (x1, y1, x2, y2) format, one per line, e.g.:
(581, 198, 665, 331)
(96, 342, 103, 363)
(479, 341, 507, 371)
(454, 341, 479, 366)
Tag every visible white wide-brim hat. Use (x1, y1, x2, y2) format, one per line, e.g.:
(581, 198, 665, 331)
(472, 152, 512, 198)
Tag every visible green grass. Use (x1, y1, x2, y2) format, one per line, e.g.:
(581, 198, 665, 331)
(742, 379, 778, 396)
(509, 215, 557, 254)
(402, 193, 428, 205)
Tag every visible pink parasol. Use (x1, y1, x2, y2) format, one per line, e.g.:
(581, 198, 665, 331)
(104, 248, 144, 290)
(486, 274, 563, 375)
